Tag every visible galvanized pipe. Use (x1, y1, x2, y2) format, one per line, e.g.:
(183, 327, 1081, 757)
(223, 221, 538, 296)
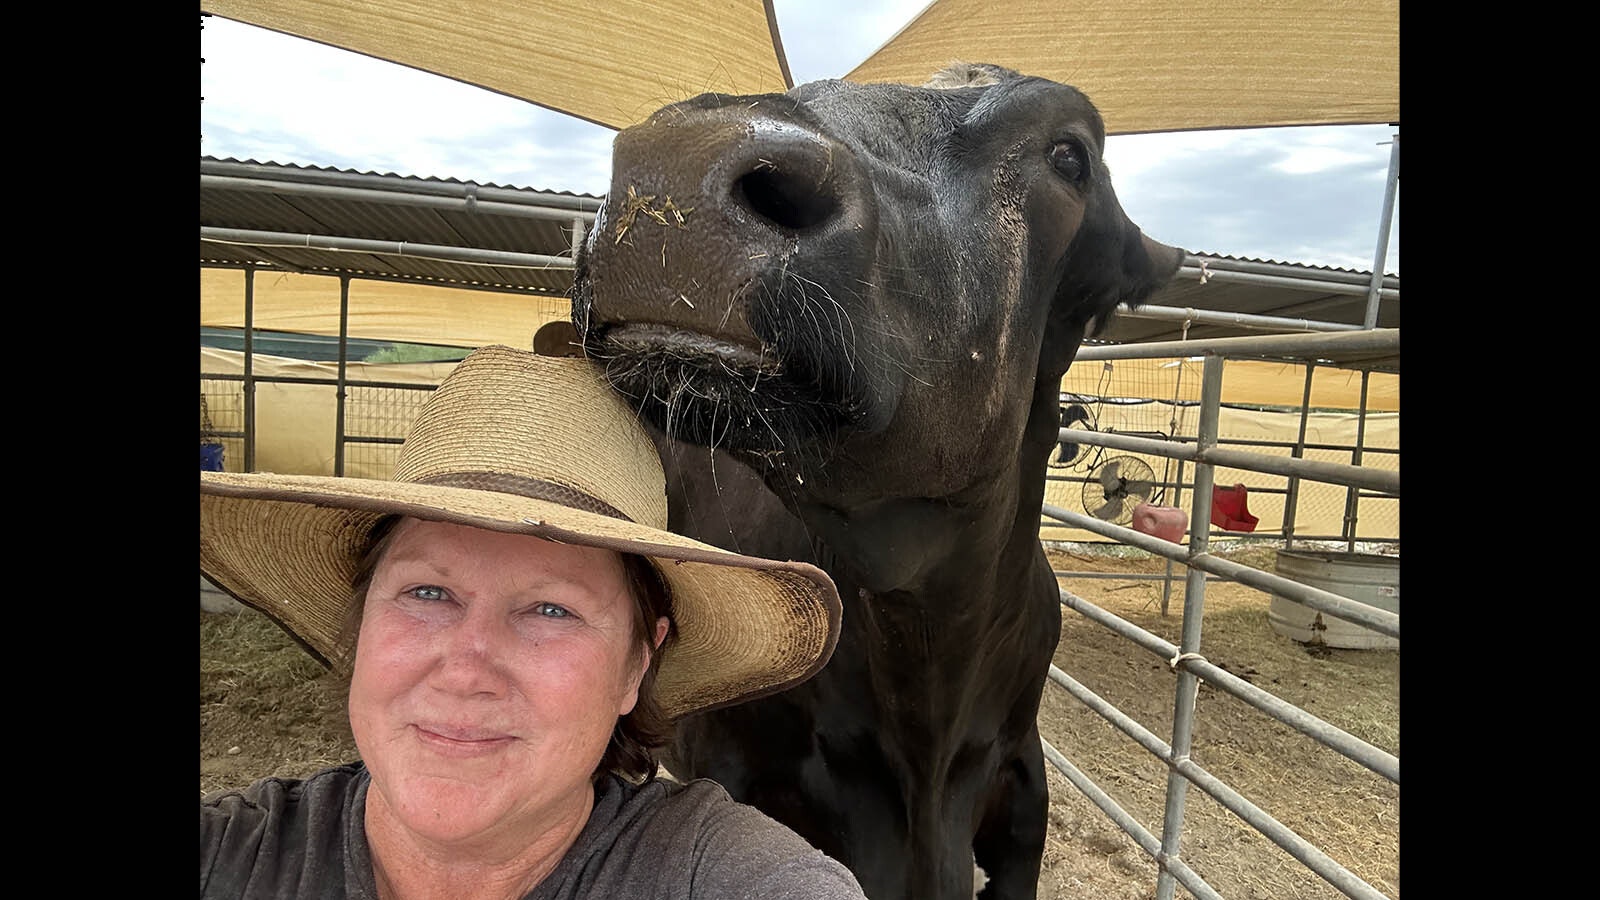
(1038, 738, 1225, 900)
(201, 173, 598, 223)
(1187, 550, 1398, 637)
(1043, 503, 1398, 638)
(1167, 754, 1391, 900)
(1202, 446, 1395, 496)
(1170, 264, 1398, 301)
(1283, 365, 1317, 543)
(201, 227, 575, 269)
(334, 276, 351, 478)
(1051, 429, 1398, 495)
(1074, 328, 1398, 364)
(1049, 666, 1391, 900)
(1179, 255, 1398, 290)
(1345, 371, 1374, 550)
(1056, 591, 1398, 782)
(1043, 531, 1398, 550)
(1112, 303, 1366, 333)
(200, 158, 604, 212)
(1049, 567, 1362, 586)
(1040, 737, 1162, 857)
(1153, 356, 1222, 900)
(1364, 134, 1400, 329)
(242, 267, 256, 473)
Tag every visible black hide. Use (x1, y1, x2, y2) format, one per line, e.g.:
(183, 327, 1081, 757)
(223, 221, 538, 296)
(569, 63, 1184, 900)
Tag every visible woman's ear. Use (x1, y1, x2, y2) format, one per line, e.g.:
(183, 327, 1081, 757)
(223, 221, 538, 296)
(633, 617, 670, 687)
(623, 616, 672, 717)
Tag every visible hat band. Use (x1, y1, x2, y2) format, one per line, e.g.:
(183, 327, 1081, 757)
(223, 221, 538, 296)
(416, 472, 633, 522)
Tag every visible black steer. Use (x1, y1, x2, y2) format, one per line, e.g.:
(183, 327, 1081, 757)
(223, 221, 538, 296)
(569, 62, 1183, 900)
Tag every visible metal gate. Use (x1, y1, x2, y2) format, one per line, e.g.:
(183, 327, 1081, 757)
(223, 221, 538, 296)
(1039, 329, 1399, 900)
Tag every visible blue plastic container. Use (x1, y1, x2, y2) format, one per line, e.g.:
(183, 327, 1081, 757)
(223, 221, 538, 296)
(201, 442, 226, 471)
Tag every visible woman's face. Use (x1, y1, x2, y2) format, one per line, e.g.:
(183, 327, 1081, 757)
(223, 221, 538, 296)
(349, 517, 659, 849)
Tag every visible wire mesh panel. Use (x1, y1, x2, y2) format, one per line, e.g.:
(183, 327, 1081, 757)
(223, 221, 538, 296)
(342, 384, 437, 480)
(1048, 358, 1199, 542)
(1043, 355, 1399, 545)
(200, 378, 245, 473)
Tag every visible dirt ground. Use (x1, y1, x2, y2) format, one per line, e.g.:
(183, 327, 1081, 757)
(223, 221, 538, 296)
(1033, 543, 1398, 900)
(200, 542, 1398, 899)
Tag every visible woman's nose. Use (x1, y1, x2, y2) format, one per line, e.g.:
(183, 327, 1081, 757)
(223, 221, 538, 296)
(428, 609, 512, 696)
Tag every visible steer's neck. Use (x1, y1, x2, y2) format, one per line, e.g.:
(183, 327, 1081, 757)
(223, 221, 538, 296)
(793, 464, 1030, 599)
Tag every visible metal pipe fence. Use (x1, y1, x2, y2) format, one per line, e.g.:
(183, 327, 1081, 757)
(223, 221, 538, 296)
(1039, 337, 1399, 900)
(1048, 427, 1397, 496)
(1042, 668, 1387, 900)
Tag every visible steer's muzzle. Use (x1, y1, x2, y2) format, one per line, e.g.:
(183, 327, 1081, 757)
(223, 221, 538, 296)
(576, 96, 873, 371)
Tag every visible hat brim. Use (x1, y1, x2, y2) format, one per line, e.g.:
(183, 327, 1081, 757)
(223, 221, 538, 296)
(201, 471, 842, 719)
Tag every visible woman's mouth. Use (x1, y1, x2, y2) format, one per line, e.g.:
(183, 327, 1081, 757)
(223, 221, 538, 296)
(412, 724, 516, 755)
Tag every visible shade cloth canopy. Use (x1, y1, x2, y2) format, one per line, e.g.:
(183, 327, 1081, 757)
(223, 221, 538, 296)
(849, 0, 1399, 134)
(201, 0, 793, 130)
(202, 0, 1397, 134)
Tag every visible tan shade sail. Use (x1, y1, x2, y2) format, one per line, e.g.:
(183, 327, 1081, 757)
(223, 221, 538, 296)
(201, 0, 793, 130)
(846, 0, 1399, 134)
(204, 1, 1395, 135)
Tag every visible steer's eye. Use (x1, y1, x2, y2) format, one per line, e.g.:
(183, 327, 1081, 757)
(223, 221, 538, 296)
(1048, 141, 1087, 184)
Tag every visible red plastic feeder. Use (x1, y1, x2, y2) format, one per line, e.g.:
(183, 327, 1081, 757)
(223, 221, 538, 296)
(1211, 483, 1259, 532)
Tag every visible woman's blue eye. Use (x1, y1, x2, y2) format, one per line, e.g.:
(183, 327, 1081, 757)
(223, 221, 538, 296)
(536, 603, 571, 618)
(408, 585, 447, 602)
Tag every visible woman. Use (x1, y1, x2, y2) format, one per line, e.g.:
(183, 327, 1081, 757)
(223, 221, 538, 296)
(200, 344, 865, 900)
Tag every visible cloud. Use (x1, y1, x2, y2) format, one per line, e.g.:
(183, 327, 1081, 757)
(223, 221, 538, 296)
(1107, 125, 1398, 272)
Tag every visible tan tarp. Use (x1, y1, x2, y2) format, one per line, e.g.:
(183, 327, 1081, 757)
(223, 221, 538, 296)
(849, 0, 1400, 134)
(202, 0, 1397, 135)
(200, 269, 571, 351)
(201, 347, 1397, 542)
(201, 0, 791, 130)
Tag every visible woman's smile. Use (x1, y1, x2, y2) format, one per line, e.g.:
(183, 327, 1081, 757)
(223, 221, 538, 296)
(411, 723, 518, 755)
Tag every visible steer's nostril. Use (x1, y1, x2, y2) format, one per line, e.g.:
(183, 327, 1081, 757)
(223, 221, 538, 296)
(735, 168, 840, 232)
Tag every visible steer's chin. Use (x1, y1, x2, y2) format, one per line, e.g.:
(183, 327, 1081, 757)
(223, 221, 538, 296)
(588, 324, 847, 458)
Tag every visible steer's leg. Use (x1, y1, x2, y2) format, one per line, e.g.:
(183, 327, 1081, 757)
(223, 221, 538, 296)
(972, 726, 1049, 900)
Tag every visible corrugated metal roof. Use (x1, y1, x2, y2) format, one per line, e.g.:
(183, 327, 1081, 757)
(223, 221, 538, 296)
(199, 156, 1398, 368)
(201, 157, 599, 298)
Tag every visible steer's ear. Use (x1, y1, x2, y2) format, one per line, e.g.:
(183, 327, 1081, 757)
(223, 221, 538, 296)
(1115, 231, 1185, 324)
(1054, 197, 1185, 340)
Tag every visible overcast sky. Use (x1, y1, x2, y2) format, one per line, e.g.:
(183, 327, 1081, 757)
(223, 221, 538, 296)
(199, 2, 1399, 275)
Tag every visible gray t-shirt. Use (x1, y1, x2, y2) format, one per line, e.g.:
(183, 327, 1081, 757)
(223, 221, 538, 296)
(201, 762, 865, 900)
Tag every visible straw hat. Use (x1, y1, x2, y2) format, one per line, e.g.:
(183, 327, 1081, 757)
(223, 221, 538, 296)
(200, 344, 842, 719)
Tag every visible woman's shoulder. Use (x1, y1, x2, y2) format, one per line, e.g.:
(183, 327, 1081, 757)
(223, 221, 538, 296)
(574, 774, 866, 899)
(201, 763, 374, 900)
(203, 762, 367, 811)
(599, 772, 759, 832)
